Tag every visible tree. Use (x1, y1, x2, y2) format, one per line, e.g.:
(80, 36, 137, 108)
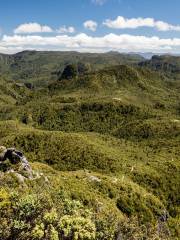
(60, 64, 78, 80)
(77, 62, 91, 75)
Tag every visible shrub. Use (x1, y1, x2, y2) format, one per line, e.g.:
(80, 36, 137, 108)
(60, 64, 78, 80)
(59, 215, 96, 240)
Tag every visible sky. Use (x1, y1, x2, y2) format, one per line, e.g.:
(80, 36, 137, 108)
(1, 0, 180, 54)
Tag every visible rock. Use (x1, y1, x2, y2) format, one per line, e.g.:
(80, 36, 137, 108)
(0, 147, 33, 179)
(14, 173, 25, 184)
(112, 177, 118, 183)
(88, 175, 101, 183)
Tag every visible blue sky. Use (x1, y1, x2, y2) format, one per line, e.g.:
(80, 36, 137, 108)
(1, 0, 180, 53)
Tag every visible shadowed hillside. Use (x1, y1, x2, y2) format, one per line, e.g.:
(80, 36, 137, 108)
(139, 55, 180, 78)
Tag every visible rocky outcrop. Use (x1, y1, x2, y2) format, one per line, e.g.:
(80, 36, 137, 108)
(0, 146, 33, 179)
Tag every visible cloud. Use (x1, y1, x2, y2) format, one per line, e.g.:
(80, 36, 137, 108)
(103, 16, 180, 31)
(14, 23, 53, 34)
(57, 26, 75, 34)
(83, 20, 98, 31)
(91, 0, 106, 6)
(1, 33, 180, 54)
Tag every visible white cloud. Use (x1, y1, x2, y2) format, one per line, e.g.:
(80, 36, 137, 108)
(91, 0, 106, 5)
(83, 20, 98, 31)
(103, 16, 180, 31)
(1, 33, 180, 54)
(57, 26, 75, 34)
(14, 22, 53, 34)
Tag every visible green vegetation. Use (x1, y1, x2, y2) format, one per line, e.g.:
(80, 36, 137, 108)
(0, 51, 179, 239)
(60, 64, 78, 80)
(0, 51, 144, 87)
(139, 55, 180, 73)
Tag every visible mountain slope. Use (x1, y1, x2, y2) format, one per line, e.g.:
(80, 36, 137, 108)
(0, 51, 144, 87)
(139, 55, 180, 76)
(0, 52, 179, 239)
(0, 120, 179, 224)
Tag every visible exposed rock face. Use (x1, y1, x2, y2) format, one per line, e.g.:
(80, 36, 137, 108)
(0, 146, 50, 184)
(0, 146, 33, 179)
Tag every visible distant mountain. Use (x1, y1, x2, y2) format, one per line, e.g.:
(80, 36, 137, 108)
(0, 50, 144, 87)
(128, 52, 156, 59)
(129, 52, 180, 59)
(139, 55, 180, 75)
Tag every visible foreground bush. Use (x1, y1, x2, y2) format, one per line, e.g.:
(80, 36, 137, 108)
(0, 187, 174, 240)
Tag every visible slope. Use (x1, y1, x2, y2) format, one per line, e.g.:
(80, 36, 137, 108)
(0, 120, 179, 221)
(0, 51, 144, 87)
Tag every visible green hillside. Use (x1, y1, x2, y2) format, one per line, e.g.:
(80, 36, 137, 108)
(0, 52, 179, 239)
(0, 51, 144, 87)
(0, 120, 179, 239)
(139, 55, 180, 82)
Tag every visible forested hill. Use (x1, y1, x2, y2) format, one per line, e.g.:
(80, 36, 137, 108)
(139, 55, 180, 75)
(0, 50, 144, 86)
